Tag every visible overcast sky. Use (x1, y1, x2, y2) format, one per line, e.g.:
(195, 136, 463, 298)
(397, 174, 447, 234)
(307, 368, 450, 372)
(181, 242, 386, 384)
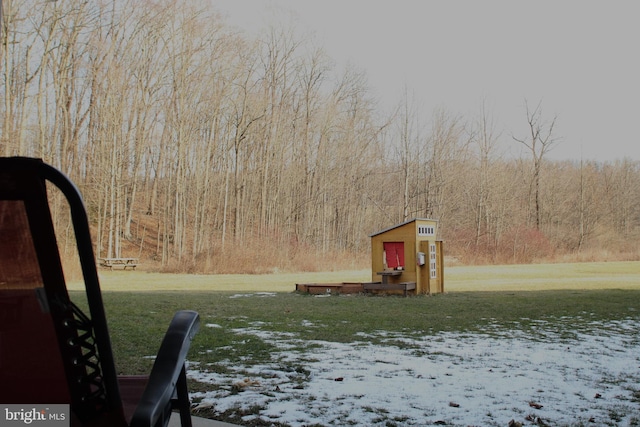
(213, 0, 639, 162)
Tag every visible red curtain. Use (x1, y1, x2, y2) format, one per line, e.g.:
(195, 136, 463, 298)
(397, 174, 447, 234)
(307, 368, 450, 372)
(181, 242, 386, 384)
(383, 242, 404, 268)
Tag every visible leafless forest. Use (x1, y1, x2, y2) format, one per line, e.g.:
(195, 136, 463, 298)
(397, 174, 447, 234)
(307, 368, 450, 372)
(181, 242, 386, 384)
(2, 1, 639, 273)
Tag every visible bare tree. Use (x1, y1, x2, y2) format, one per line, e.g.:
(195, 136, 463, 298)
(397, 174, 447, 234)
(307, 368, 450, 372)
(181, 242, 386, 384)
(393, 86, 425, 221)
(604, 158, 639, 237)
(8, 0, 640, 271)
(469, 100, 503, 250)
(513, 100, 558, 230)
(422, 108, 467, 222)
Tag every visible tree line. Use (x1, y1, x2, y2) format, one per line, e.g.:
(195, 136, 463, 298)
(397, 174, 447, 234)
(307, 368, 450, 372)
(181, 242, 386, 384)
(2, 0, 638, 272)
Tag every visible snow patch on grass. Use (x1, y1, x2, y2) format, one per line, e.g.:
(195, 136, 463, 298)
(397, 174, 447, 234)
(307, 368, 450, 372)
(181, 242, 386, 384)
(188, 319, 640, 426)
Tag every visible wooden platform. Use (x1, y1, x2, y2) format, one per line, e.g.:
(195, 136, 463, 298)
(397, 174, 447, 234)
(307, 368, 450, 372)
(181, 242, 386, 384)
(363, 281, 416, 297)
(296, 281, 416, 296)
(295, 282, 364, 295)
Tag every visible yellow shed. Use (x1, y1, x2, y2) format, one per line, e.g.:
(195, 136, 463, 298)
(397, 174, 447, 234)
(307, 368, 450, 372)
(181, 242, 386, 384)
(369, 218, 444, 295)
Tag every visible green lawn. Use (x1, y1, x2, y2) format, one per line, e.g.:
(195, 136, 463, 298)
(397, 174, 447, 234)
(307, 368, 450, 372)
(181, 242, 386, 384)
(94, 288, 640, 375)
(68, 261, 640, 425)
(68, 261, 640, 375)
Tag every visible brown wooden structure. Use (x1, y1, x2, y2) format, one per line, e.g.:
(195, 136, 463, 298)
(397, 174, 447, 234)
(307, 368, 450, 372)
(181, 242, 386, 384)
(369, 218, 444, 294)
(295, 282, 364, 295)
(296, 218, 444, 296)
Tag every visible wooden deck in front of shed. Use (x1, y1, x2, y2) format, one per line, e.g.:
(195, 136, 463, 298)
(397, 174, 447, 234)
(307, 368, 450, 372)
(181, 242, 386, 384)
(296, 281, 416, 296)
(363, 281, 416, 297)
(295, 282, 364, 295)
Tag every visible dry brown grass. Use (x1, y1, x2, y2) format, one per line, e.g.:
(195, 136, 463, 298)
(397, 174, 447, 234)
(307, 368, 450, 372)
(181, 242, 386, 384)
(68, 261, 640, 293)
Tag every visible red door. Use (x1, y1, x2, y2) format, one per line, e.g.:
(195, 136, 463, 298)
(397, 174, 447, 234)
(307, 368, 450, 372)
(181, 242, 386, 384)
(383, 242, 404, 269)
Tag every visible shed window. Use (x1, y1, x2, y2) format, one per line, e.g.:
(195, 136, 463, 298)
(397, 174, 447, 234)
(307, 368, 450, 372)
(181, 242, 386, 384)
(430, 243, 437, 278)
(418, 226, 435, 236)
(383, 242, 405, 269)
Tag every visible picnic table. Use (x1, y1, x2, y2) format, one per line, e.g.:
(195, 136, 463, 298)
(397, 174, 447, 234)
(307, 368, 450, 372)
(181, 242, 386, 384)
(98, 257, 139, 270)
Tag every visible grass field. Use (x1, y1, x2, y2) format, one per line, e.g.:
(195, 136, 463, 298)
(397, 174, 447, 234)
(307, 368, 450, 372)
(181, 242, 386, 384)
(69, 261, 640, 293)
(68, 261, 640, 426)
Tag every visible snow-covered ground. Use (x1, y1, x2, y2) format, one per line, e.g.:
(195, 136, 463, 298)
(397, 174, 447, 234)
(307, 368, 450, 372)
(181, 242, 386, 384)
(189, 316, 640, 426)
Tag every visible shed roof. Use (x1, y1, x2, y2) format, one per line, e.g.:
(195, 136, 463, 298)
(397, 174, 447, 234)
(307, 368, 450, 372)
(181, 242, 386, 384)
(369, 218, 438, 237)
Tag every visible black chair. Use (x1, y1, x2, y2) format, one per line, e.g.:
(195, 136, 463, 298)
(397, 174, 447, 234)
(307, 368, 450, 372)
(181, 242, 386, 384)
(0, 157, 200, 426)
